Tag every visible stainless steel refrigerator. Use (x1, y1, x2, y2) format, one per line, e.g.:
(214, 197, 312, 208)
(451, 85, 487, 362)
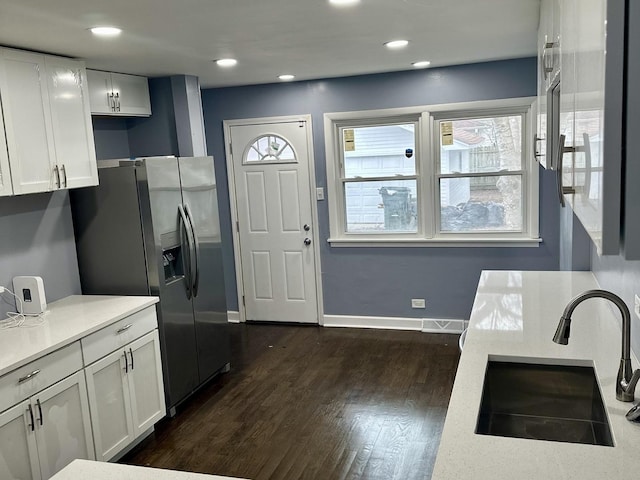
(71, 156, 230, 414)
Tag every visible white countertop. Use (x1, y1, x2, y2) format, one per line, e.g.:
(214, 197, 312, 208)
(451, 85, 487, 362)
(0, 295, 158, 376)
(50, 460, 248, 480)
(432, 270, 640, 480)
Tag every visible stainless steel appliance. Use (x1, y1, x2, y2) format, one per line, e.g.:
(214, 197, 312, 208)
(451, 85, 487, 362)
(71, 156, 230, 414)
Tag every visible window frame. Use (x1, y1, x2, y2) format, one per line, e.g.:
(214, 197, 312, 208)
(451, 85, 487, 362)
(324, 98, 540, 247)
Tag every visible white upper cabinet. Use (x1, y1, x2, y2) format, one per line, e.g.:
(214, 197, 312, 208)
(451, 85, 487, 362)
(0, 48, 57, 195)
(44, 56, 98, 190)
(0, 47, 98, 195)
(543, 0, 624, 255)
(0, 101, 13, 196)
(86, 69, 151, 117)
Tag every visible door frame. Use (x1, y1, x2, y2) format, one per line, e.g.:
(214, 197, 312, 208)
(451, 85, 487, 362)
(223, 114, 324, 324)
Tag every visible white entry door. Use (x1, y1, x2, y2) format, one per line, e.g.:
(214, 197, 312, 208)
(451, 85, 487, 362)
(228, 119, 318, 323)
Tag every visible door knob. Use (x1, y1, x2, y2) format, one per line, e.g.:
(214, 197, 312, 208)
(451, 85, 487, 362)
(304, 224, 310, 231)
(304, 238, 312, 246)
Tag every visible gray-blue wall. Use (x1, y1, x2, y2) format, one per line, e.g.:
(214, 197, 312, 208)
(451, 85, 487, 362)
(0, 191, 81, 318)
(202, 57, 562, 320)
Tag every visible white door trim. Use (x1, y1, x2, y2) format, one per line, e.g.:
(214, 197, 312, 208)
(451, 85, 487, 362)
(223, 114, 324, 325)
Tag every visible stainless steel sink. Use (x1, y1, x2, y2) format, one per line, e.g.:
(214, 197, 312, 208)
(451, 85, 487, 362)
(475, 360, 614, 446)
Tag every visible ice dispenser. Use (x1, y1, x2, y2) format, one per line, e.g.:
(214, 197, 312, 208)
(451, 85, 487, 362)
(162, 246, 184, 284)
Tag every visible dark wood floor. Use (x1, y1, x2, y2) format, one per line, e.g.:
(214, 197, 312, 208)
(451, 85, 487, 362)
(123, 324, 460, 480)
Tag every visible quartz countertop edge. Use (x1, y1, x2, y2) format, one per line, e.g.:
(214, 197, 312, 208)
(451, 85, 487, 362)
(431, 270, 640, 480)
(0, 295, 159, 376)
(51, 459, 248, 480)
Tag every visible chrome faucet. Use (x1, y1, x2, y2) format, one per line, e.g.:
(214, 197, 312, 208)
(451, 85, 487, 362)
(553, 289, 640, 402)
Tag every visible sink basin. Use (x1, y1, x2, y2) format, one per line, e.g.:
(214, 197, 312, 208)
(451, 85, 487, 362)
(476, 359, 614, 446)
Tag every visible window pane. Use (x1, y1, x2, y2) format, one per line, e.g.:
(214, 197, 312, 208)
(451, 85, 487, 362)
(345, 180, 417, 233)
(440, 176, 522, 232)
(343, 124, 416, 179)
(244, 134, 297, 164)
(439, 116, 522, 174)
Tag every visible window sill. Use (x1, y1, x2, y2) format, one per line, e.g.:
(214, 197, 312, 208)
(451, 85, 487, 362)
(327, 237, 543, 248)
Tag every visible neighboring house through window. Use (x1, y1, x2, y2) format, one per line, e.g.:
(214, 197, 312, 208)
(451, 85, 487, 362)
(324, 98, 540, 247)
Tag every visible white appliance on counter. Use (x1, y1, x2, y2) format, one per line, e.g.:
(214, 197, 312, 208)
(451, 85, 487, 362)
(12, 275, 47, 315)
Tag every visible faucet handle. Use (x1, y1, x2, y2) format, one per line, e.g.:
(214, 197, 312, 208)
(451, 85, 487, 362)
(621, 369, 640, 400)
(626, 403, 640, 422)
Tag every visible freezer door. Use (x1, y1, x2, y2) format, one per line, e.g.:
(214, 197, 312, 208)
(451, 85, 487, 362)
(142, 157, 199, 408)
(178, 156, 230, 382)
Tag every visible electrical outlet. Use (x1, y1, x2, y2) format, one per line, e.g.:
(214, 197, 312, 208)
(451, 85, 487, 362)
(635, 295, 640, 320)
(411, 298, 426, 309)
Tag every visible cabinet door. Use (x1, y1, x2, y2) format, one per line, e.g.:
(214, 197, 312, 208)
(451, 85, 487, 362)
(127, 330, 166, 436)
(536, 0, 553, 168)
(0, 48, 56, 194)
(110, 73, 151, 116)
(559, 0, 577, 194)
(86, 69, 114, 115)
(84, 349, 135, 461)
(0, 401, 41, 480)
(32, 371, 94, 480)
(572, 0, 606, 249)
(44, 56, 98, 190)
(0, 106, 13, 196)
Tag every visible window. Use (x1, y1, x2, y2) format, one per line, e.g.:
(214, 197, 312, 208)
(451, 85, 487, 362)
(324, 99, 539, 247)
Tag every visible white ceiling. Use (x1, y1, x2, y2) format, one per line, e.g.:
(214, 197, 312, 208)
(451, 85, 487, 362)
(0, 0, 540, 89)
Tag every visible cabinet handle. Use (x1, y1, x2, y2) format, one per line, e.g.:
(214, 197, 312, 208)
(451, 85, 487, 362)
(556, 134, 567, 207)
(36, 399, 43, 426)
(27, 404, 35, 432)
(61, 164, 67, 188)
(124, 351, 129, 373)
(109, 92, 116, 112)
(18, 369, 41, 384)
(115, 92, 121, 112)
(542, 41, 556, 80)
(53, 165, 61, 189)
(533, 134, 545, 160)
(129, 347, 134, 370)
(116, 323, 133, 334)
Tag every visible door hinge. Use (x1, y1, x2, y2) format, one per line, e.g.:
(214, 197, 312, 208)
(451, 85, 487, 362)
(229, 142, 233, 156)
(236, 221, 240, 232)
(242, 295, 245, 306)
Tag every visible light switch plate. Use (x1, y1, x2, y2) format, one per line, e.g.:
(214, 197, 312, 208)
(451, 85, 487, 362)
(316, 187, 325, 200)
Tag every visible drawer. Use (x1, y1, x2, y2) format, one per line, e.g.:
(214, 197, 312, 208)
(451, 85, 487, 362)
(0, 341, 83, 413)
(82, 306, 158, 365)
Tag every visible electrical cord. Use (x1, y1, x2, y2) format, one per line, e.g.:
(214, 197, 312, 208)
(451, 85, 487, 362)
(0, 286, 47, 328)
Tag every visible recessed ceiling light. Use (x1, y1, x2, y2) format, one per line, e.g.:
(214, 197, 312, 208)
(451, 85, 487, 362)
(329, 0, 361, 6)
(216, 58, 238, 67)
(90, 26, 122, 37)
(384, 40, 409, 49)
(278, 74, 295, 81)
(412, 61, 431, 68)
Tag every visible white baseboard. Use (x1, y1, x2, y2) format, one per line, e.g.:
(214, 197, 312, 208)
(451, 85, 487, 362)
(227, 311, 241, 323)
(323, 315, 467, 334)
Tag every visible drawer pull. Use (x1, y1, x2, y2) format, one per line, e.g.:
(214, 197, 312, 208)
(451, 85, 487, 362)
(18, 370, 41, 384)
(116, 324, 133, 335)
(27, 404, 35, 431)
(36, 399, 43, 426)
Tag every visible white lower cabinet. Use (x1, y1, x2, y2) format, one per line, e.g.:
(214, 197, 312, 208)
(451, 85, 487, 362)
(85, 330, 165, 462)
(0, 371, 94, 480)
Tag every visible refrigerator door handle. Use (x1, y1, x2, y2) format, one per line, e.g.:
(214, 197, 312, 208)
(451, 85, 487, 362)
(178, 204, 194, 299)
(184, 204, 201, 297)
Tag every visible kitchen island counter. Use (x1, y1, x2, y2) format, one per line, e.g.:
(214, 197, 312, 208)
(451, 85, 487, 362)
(50, 459, 248, 480)
(432, 271, 640, 479)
